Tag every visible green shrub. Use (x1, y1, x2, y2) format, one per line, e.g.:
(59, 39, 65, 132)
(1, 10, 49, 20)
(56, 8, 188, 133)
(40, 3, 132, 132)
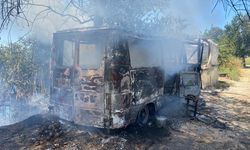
(246, 57, 250, 66)
(219, 56, 242, 81)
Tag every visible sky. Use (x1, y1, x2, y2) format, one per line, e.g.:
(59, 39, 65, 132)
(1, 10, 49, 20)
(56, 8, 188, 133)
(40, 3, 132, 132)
(0, 0, 235, 44)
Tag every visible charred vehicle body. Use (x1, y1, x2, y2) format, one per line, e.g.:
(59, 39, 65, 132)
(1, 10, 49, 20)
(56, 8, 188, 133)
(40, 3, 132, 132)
(50, 28, 216, 129)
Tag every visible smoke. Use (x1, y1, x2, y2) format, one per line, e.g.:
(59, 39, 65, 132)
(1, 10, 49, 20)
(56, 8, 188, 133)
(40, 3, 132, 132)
(0, 59, 50, 126)
(4, 0, 225, 43)
(0, 94, 49, 126)
(129, 38, 187, 75)
(2, 0, 227, 44)
(167, 0, 226, 36)
(11, 0, 181, 43)
(18, 0, 203, 78)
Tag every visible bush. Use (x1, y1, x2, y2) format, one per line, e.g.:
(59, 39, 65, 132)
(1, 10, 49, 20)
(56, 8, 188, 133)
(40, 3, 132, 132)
(246, 57, 250, 66)
(0, 41, 37, 97)
(219, 56, 242, 81)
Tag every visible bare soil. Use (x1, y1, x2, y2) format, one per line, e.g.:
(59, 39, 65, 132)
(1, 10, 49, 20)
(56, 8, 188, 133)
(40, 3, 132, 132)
(0, 69, 250, 150)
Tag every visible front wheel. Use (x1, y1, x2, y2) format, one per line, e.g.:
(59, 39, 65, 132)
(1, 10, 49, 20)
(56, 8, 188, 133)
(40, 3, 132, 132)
(137, 106, 149, 126)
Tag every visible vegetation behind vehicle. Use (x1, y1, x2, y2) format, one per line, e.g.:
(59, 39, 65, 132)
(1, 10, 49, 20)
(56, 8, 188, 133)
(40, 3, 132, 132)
(204, 15, 250, 80)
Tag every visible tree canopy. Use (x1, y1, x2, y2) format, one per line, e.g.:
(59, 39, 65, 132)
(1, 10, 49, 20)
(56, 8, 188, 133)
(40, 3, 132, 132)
(0, 0, 187, 36)
(205, 14, 250, 80)
(204, 27, 224, 43)
(0, 40, 36, 97)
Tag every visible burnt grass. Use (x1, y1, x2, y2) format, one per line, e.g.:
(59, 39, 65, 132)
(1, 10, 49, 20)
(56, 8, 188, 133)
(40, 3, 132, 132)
(0, 111, 248, 150)
(0, 114, 172, 150)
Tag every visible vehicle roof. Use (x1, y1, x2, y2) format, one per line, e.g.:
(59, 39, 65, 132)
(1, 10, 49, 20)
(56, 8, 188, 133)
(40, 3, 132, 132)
(54, 27, 205, 44)
(54, 27, 172, 41)
(56, 27, 120, 33)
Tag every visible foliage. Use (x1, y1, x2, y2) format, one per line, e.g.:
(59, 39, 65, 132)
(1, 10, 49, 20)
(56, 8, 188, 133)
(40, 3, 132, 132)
(0, 40, 37, 97)
(216, 16, 245, 80)
(204, 27, 224, 43)
(79, 0, 182, 34)
(246, 57, 250, 66)
(217, 33, 235, 66)
(30, 40, 51, 94)
(225, 15, 250, 67)
(206, 15, 250, 65)
(219, 56, 242, 81)
(205, 14, 250, 80)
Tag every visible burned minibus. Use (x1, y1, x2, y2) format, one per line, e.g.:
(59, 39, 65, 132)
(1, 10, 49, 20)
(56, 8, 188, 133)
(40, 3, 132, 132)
(49, 28, 203, 129)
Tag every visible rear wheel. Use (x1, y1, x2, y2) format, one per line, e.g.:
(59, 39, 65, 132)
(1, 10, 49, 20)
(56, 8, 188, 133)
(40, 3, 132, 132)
(137, 106, 149, 126)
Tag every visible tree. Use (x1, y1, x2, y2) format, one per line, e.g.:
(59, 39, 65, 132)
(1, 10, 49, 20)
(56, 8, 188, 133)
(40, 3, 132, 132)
(0, 39, 37, 98)
(236, 15, 250, 66)
(80, 0, 174, 34)
(217, 15, 250, 67)
(217, 22, 243, 80)
(228, 15, 250, 67)
(0, 0, 186, 36)
(218, 31, 236, 66)
(215, 0, 250, 20)
(0, 0, 22, 30)
(204, 27, 224, 43)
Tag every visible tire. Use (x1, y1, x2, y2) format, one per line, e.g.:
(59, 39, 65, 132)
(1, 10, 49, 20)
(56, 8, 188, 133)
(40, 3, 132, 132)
(137, 106, 150, 126)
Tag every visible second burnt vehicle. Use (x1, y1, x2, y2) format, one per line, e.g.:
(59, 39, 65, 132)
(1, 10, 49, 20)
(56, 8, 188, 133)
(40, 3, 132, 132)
(50, 28, 216, 129)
